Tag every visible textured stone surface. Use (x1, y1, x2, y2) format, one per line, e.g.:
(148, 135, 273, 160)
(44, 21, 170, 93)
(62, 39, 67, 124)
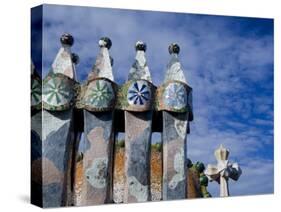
(42, 183, 63, 207)
(81, 111, 114, 205)
(31, 37, 202, 207)
(79, 38, 115, 205)
(41, 110, 74, 207)
(127, 176, 149, 202)
(150, 149, 162, 201)
(128, 46, 151, 82)
(85, 157, 108, 189)
(31, 111, 42, 206)
(162, 111, 188, 200)
(31, 59, 43, 206)
(51, 45, 76, 79)
(113, 147, 209, 203)
(124, 111, 152, 203)
(113, 147, 163, 203)
(113, 147, 125, 203)
(73, 159, 84, 206)
(39, 34, 77, 208)
(164, 53, 186, 83)
(124, 41, 153, 203)
(162, 44, 190, 200)
(87, 44, 114, 81)
(168, 148, 185, 189)
(187, 168, 201, 198)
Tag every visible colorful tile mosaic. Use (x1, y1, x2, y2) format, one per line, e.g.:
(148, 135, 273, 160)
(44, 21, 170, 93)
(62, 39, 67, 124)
(31, 76, 42, 108)
(163, 82, 187, 110)
(127, 81, 150, 106)
(43, 74, 75, 110)
(83, 79, 115, 109)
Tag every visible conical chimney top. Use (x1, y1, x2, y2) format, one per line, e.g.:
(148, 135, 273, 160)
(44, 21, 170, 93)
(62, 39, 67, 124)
(127, 41, 152, 82)
(50, 33, 76, 80)
(88, 37, 114, 81)
(164, 43, 186, 83)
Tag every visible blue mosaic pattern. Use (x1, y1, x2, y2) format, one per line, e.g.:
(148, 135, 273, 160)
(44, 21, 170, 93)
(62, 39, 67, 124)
(163, 83, 187, 110)
(127, 81, 150, 105)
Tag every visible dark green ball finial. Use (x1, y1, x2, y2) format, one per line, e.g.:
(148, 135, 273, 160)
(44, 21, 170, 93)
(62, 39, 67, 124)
(199, 175, 209, 186)
(169, 43, 180, 54)
(60, 33, 74, 46)
(135, 41, 147, 52)
(187, 158, 193, 168)
(195, 162, 205, 173)
(99, 37, 112, 49)
(71, 53, 79, 65)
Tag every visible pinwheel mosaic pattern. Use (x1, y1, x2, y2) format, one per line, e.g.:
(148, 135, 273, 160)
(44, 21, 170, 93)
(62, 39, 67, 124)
(43, 76, 74, 107)
(127, 81, 150, 105)
(31, 78, 42, 106)
(84, 80, 114, 108)
(163, 83, 187, 110)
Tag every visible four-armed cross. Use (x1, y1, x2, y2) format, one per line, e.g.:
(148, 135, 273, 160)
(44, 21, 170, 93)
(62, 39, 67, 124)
(204, 145, 242, 197)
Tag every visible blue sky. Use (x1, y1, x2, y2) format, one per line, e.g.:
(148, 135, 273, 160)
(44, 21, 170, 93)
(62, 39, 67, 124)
(32, 4, 274, 197)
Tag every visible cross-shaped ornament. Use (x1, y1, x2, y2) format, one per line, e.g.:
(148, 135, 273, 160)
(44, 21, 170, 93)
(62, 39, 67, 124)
(204, 145, 242, 197)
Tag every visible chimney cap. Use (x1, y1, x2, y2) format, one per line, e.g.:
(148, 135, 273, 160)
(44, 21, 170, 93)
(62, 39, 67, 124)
(135, 41, 147, 52)
(169, 43, 180, 54)
(60, 33, 74, 46)
(99, 37, 112, 49)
